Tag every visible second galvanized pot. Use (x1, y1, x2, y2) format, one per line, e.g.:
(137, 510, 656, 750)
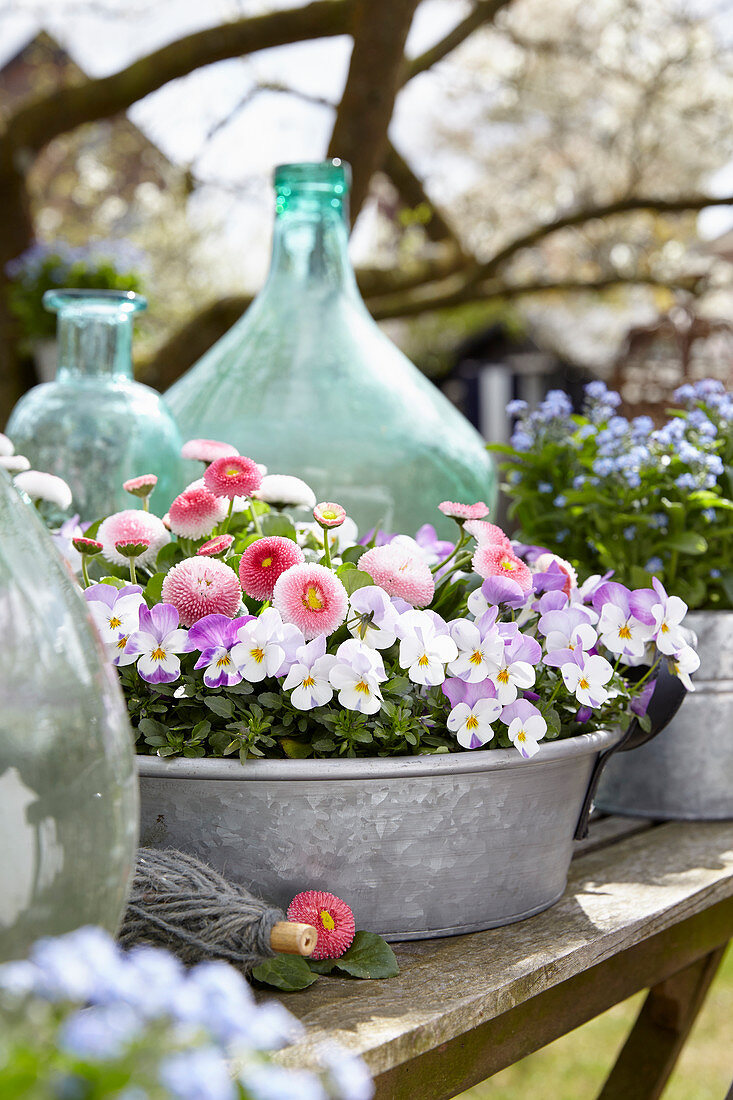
(138, 727, 621, 941)
(596, 610, 733, 820)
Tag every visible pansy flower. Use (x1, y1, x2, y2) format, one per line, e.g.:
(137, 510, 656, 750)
(594, 582, 653, 659)
(347, 586, 400, 649)
(84, 583, 145, 666)
(124, 604, 188, 684)
(500, 699, 548, 759)
(282, 635, 337, 710)
(328, 639, 386, 715)
(630, 577, 688, 656)
(483, 631, 541, 704)
(443, 678, 502, 749)
(231, 607, 303, 682)
(396, 610, 458, 687)
(448, 610, 504, 683)
(559, 647, 614, 708)
(184, 613, 254, 688)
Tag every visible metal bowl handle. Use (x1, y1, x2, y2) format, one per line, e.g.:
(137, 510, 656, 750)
(572, 659, 688, 840)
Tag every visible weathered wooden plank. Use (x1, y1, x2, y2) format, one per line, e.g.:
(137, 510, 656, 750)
(597, 946, 727, 1100)
(277, 821, 733, 1080)
(373, 901, 733, 1099)
(573, 814, 655, 857)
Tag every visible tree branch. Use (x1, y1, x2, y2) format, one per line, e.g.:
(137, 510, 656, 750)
(1, 0, 356, 166)
(404, 0, 515, 81)
(328, 0, 421, 219)
(381, 140, 467, 250)
(367, 273, 705, 321)
(468, 193, 733, 286)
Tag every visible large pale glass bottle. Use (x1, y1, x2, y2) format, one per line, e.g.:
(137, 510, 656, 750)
(165, 161, 495, 535)
(0, 470, 137, 961)
(6, 290, 185, 521)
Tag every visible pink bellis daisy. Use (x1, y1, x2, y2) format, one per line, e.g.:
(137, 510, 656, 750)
(472, 545, 533, 592)
(197, 534, 235, 557)
(313, 502, 346, 528)
(97, 509, 170, 569)
(161, 556, 243, 627)
(123, 474, 158, 498)
(438, 501, 490, 522)
(168, 486, 229, 539)
(272, 562, 348, 640)
(238, 536, 304, 601)
(359, 544, 434, 608)
(287, 891, 355, 960)
(204, 455, 263, 499)
(181, 438, 239, 464)
(463, 520, 513, 550)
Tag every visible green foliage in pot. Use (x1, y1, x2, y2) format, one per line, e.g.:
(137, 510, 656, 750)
(493, 379, 733, 610)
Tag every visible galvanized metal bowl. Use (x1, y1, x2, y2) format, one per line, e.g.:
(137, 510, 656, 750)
(596, 611, 733, 820)
(137, 726, 622, 940)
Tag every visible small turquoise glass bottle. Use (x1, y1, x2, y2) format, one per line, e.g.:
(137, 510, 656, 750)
(6, 290, 185, 521)
(0, 469, 137, 960)
(165, 161, 495, 536)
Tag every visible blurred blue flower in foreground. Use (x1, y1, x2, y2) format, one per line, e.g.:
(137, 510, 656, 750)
(0, 926, 373, 1100)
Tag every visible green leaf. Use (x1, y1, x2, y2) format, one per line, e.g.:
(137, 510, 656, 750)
(138, 717, 169, 747)
(543, 706, 561, 740)
(190, 720, 211, 742)
(280, 738, 312, 759)
(204, 696, 235, 719)
(664, 532, 708, 556)
(100, 575, 126, 589)
(336, 563, 374, 595)
(144, 572, 166, 605)
(251, 955, 318, 991)
(328, 932, 399, 979)
(340, 545, 366, 565)
(84, 518, 102, 540)
(156, 542, 182, 571)
(261, 514, 297, 540)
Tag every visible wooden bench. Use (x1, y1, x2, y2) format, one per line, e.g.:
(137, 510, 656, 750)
(277, 816, 733, 1099)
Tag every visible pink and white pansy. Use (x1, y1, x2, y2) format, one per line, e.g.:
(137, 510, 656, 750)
(500, 699, 548, 759)
(347, 586, 400, 650)
(560, 648, 614, 708)
(184, 613, 254, 689)
(396, 610, 458, 687)
(124, 604, 188, 684)
(630, 578, 689, 656)
(443, 678, 502, 749)
(448, 610, 504, 683)
(84, 583, 145, 666)
(328, 639, 386, 715)
(282, 634, 337, 711)
(538, 606, 598, 666)
(668, 645, 700, 692)
(483, 631, 542, 705)
(594, 582, 653, 659)
(231, 607, 303, 682)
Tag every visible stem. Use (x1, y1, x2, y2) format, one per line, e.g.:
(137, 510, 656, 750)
(142, 496, 150, 513)
(633, 657, 662, 692)
(81, 555, 91, 588)
(431, 532, 466, 575)
(129, 558, 137, 586)
(322, 528, 333, 570)
(221, 498, 235, 534)
(248, 496, 263, 536)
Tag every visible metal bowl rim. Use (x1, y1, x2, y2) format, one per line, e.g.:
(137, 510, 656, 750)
(136, 726, 623, 782)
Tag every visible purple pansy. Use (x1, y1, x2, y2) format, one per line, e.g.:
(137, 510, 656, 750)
(184, 613, 254, 688)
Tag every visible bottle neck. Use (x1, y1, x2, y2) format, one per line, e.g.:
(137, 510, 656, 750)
(56, 307, 134, 382)
(264, 191, 358, 298)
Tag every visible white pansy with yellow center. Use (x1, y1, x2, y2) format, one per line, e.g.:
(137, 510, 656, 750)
(231, 607, 291, 682)
(328, 639, 386, 715)
(396, 610, 458, 687)
(283, 635, 337, 710)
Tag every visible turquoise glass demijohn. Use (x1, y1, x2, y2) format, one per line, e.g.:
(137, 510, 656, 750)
(0, 470, 137, 960)
(165, 161, 495, 535)
(6, 290, 185, 522)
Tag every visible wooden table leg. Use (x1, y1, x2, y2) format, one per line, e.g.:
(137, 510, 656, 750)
(597, 945, 727, 1100)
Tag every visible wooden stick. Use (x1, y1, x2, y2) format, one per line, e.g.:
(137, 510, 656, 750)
(270, 921, 318, 957)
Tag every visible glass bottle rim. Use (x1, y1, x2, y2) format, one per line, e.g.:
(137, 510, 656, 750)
(43, 289, 147, 315)
(274, 159, 351, 194)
